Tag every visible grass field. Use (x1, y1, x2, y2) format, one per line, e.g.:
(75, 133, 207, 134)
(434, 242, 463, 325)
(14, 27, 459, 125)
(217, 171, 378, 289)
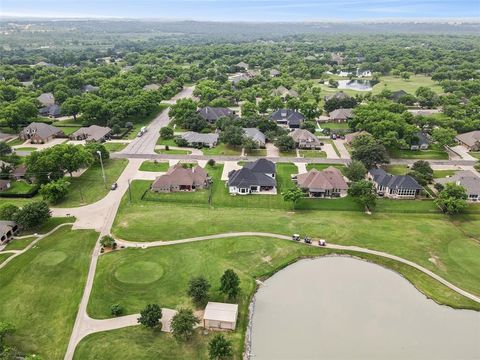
(156, 138, 177, 146)
(245, 148, 267, 156)
(81, 235, 479, 359)
(155, 148, 191, 155)
(202, 143, 242, 156)
(388, 145, 449, 160)
(20, 217, 74, 235)
(15, 147, 37, 152)
(470, 152, 480, 159)
(299, 150, 327, 158)
(57, 126, 81, 135)
(0, 181, 37, 195)
(7, 138, 24, 146)
(372, 75, 443, 95)
(139, 161, 170, 172)
(3, 236, 36, 251)
(318, 122, 351, 130)
(384, 165, 457, 179)
(55, 159, 128, 207)
(0, 253, 12, 265)
(0, 226, 98, 359)
(103, 142, 128, 152)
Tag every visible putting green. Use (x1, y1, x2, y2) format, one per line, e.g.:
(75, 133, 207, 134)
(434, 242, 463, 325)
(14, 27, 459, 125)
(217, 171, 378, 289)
(33, 250, 67, 266)
(114, 261, 164, 284)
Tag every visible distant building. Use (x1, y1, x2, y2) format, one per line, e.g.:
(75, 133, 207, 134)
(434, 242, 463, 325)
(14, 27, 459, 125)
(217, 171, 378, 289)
(270, 69, 281, 77)
(328, 108, 353, 123)
(198, 107, 235, 123)
(455, 130, 480, 151)
(70, 125, 112, 142)
(235, 62, 249, 71)
(324, 91, 350, 102)
(143, 83, 160, 91)
(151, 164, 210, 193)
(345, 131, 370, 145)
(0, 180, 11, 192)
(272, 86, 299, 99)
(37, 92, 55, 107)
(19, 122, 64, 144)
(181, 132, 219, 148)
(295, 167, 348, 198)
(289, 129, 322, 149)
(391, 90, 409, 103)
(410, 132, 430, 151)
(436, 171, 480, 202)
(270, 109, 304, 129)
(243, 128, 266, 148)
(368, 168, 422, 199)
(39, 104, 61, 118)
(0, 221, 18, 245)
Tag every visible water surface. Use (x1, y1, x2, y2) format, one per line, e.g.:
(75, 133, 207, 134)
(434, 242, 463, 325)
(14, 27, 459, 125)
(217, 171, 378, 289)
(250, 257, 480, 360)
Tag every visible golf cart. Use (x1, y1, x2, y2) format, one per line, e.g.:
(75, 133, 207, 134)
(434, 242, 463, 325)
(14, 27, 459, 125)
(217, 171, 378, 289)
(318, 239, 327, 247)
(304, 236, 312, 244)
(292, 234, 301, 241)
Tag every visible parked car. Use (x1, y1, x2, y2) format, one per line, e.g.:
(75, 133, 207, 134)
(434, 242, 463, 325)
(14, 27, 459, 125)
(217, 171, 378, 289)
(292, 234, 300, 241)
(331, 134, 337, 140)
(111, 182, 118, 190)
(137, 131, 143, 137)
(318, 239, 326, 247)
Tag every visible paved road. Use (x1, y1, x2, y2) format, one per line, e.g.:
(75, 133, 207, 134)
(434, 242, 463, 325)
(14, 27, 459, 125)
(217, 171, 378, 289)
(115, 232, 480, 304)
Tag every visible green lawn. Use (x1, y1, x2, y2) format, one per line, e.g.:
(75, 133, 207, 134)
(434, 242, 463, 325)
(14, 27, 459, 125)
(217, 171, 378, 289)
(57, 126, 81, 135)
(139, 161, 170, 172)
(82, 235, 479, 360)
(0, 181, 37, 195)
(299, 150, 327, 158)
(3, 236, 36, 251)
(7, 138, 24, 146)
(15, 147, 37, 152)
(0, 226, 98, 359)
(103, 142, 128, 152)
(155, 148, 191, 155)
(20, 217, 74, 235)
(318, 122, 351, 130)
(306, 163, 345, 171)
(156, 138, 177, 146)
(0, 196, 41, 207)
(372, 75, 443, 95)
(55, 159, 128, 207)
(388, 146, 449, 160)
(202, 143, 242, 156)
(470, 152, 480, 159)
(244, 148, 267, 156)
(279, 150, 297, 157)
(0, 253, 13, 265)
(384, 165, 457, 179)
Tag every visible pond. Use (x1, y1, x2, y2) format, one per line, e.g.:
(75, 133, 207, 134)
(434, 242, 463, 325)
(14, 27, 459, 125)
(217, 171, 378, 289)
(338, 79, 373, 91)
(249, 257, 480, 360)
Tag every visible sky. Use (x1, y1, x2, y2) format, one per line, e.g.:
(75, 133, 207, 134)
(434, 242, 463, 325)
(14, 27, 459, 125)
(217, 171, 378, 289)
(1, 0, 479, 21)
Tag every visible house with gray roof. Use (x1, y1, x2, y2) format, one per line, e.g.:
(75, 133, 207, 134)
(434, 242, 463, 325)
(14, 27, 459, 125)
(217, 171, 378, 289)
(19, 122, 64, 144)
(243, 128, 266, 148)
(82, 84, 100, 93)
(228, 159, 276, 195)
(70, 125, 112, 142)
(329, 108, 353, 122)
(368, 168, 422, 199)
(231, 73, 252, 85)
(39, 104, 61, 118)
(37, 92, 55, 107)
(289, 129, 322, 149)
(270, 69, 281, 77)
(143, 83, 160, 91)
(235, 62, 249, 70)
(181, 132, 219, 148)
(0, 221, 18, 245)
(455, 130, 480, 151)
(410, 132, 430, 150)
(198, 107, 235, 123)
(270, 109, 304, 129)
(436, 171, 480, 202)
(272, 86, 298, 99)
(324, 91, 350, 102)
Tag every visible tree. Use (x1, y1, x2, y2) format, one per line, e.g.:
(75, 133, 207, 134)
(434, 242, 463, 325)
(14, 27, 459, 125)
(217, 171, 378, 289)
(207, 159, 216, 167)
(241, 101, 257, 117)
(100, 235, 116, 248)
(408, 160, 434, 185)
(55, 144, 94, 177)
(344, 160, 367, 182)
(137, 304, 162, 329)
(0, 142, 12, 157)
(415, 86, 440, 108)
(301, 121, 316, 134)
(242, 136, 258, 152)
(12, 201, 51, 230)
(274, 135, 295, 152)
(39, 178, 71, 203)
(61, 96, 82, 120)
(351, 134, 389, 169)
(435, 183, 468, 215)
(432, 127, 456, 147)
(220, 269, 240, 300)
(187, 276, 211, 307)
(110, 304, 123, 317)
(348, 180, 377, 211)
(220, 125, 244, 147)
(0, 204, 19, 221)
(209, 333, 233, 360)
(160, 127, 174, 139)
(84, 142, 109, 164)
(283, 187, 304, 210)
(170, 308, 199, 341)
(324, 96, 357, 113)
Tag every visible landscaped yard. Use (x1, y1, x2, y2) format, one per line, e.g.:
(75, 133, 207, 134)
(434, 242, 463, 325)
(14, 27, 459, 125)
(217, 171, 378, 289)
(103, 142, 128, 152)
(55, 159, 128, 207)
(7, 138, 24, 146)
(15, 147, 37, 152)
(0, 181, 37, 195)
(245, 148, 267, 156)
(155, 148, 191, 155)
(388, 145, 449, 160)
(470, 152, 480, 159)
(202, 143, 242, 156)
(156, 138, 177, 146)
(57, 126, 81, 135)
(0, 253, 12, 265)
(306, 163, 345, 171)
(299, 150, 327, 158)
(0, 226, 98, 359)
(384, 165, 457, 178)
(3, 236, 36, 251)
(372, 75, 443, 95)
(139, 161, 170, 172)
(318, 122, 351, 130)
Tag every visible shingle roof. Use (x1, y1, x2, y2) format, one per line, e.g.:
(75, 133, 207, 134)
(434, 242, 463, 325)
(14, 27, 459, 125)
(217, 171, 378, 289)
(228, 159, 276, 188)
(244, 158, 275, 174)
(411, 132, 429, 146)
(0, 220, 16, 236)
(369, 168, 422, 191)
(270, 109, 304, 126)
(198, 107, 234, 122)
(39, 104, 61, 117)
(151, 164, 208, 190)
(37, 92, 55, 106)
(243, 128, 266, 147)
(204, 302, 238, 323)
(20, 122, 63, 140)
(324, 91, 350, 102)
(329, 108, 353, 120)
(289, 129, 321, 146)
(182, 132, 219, 146)
(143, 83, 160, 91)
(345, 131, 370, 144)
(436, 171, 480, 196)
(455, 131, 480, 148)
(236, 62, 249, 69)
(71, 125, 112, 141)
(297, 167, 348, 191)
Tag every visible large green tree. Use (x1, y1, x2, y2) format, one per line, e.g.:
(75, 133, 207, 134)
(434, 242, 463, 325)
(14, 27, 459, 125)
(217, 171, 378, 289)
(220, 269, 240, 300)
(39, 177, 71, 204)
(170, 308, 199, 341)
(351, 134, 389, 169)
(209, 334, 233, 360)
(435, 183, 468, 215)
(344, 160, 367, 182)
(137, 304, 162, 329)
(187, 276, 211, 307)
(348, 180, 377, 211)
(12, 201, 51, 230)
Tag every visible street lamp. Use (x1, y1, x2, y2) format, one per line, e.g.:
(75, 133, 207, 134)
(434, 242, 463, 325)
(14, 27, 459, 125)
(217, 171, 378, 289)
(97, 150, 107, 189)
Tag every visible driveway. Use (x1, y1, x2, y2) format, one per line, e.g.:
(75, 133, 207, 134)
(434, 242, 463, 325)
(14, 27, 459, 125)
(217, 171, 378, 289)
(322, 143, 339, 159)
(449, 145, 477, 161)
(221, 161, 241, 180)
(13, 138, 67, 151)
(333, 139, 351, 160)
(266, 143, 279, 157)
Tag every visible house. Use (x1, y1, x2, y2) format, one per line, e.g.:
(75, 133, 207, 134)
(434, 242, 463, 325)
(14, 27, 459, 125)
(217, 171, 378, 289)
(243, 128, 266, 148)
(70, 125, 112, 142)
(160, 76, 173, 84)
(39, 104, 61, 118)
(368, 168, 422, 199)
(181, 132, 219, 148)
(37, 92, 55, 107)
(345, 131, 370, 145)
(329, 108, 353, 122)
(0, 221, 18, 245)
(289, 129, 322, 149)
(0, 180, 11, 192)
(143, 83, 160, 91)
(231, 73, 252, 85)
(151, 164, 209, 193)
(391, 90, 408, 103)
(410, 132, 430, 150)
(324, 91, 350, 102)
(12, 165, 27, 180)
(436, 171, 480, 202)
(295, 167, 348, 198)
(82, 84, 99, 93)
(338, 71, 352, 77)
(34, 61, 54, 67)
(19, 122, 64, 144)
(270, 109, 304, 129)
(198, 107, 235, 123)
(272, 86, 298, 99)
(235, 62, 249, 71)
(270, 69, 281, 77)
(357, 69, 372, 77)
(203, 302, 238, 330)
(331, 53, 344, 65)
(455, 130, 480, 151)
(228, 158, 276, 195)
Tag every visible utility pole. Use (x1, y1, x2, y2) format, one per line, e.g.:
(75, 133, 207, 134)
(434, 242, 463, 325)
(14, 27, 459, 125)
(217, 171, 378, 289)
(128, 179, 132, 203)
(97, 151, 107, 189)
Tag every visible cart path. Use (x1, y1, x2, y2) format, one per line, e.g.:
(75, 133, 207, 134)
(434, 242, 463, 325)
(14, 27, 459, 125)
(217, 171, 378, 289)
(115, 232, 480, 304)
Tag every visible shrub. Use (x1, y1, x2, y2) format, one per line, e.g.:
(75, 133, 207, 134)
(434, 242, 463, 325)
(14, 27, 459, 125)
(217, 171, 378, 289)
(110, 304, 123, 316)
